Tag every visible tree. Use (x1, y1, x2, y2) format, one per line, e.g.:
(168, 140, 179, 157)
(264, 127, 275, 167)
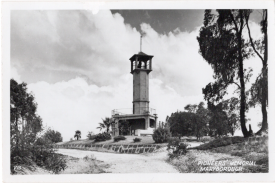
(207, 102, 230, 136)
(10, 79, 43, 173)
(185, 102, 209, 140)
(197, 10, 253, 137)
(167, 103, 209, 138)
(10, 79, 43, 151)
(10, 79, 68, 174)
(43, 129, 63, 143)
(97, 117, 114, 133)
(74, 130, 81, 140)
(227, 114, 239, 136)
(168, 111, 192, 136)
(87, 131, 95, 140)
(245, 10, 268, 134)
(221, 97, 241, 136)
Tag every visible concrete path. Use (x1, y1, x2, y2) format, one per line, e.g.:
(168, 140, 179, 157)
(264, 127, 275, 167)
(57, 148, 179, 173)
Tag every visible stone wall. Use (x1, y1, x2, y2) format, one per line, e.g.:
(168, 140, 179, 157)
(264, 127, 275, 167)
(54, 143, 162, 154)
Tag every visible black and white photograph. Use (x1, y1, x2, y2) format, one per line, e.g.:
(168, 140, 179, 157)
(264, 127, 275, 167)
(1, 1, 275, 182)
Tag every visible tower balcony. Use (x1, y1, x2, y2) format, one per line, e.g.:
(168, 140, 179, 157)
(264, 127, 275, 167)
(112, 107, 156, 116)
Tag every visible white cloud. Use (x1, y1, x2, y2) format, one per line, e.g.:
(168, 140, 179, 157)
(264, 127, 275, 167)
(11, 10, 213, 96)
(11, 66, 21, 83)
(139, 23, 215, 96)
(27, 77, 126, 141)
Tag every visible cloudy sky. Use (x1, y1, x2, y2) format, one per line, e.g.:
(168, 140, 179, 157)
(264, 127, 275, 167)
(11, 9, 264, 141)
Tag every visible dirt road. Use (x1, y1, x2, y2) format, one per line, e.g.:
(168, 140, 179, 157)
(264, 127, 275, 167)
(57, 148, 179, 173)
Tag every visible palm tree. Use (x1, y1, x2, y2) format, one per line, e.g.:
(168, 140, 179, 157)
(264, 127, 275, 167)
(97, 117, 114, 133)
(74, 130, 81, 140)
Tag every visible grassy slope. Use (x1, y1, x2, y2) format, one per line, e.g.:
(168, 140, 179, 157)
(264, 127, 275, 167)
(191, 136, 245, 150)
(13, 165, 52, 175)
(14, 154, 108, 174)
(169, 149, 245, 173)
(168, 136, 268, 173)
(210, 138, 268, 172)
(56, 139, 94, 145)
(57, 136, 205, 147)
(56, 136, 166, 146)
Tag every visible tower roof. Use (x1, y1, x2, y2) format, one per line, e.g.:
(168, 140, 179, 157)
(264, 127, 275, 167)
(129, 51, 154, 61)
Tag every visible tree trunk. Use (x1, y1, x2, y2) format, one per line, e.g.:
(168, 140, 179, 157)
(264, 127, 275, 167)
(231, 125, 234, 136)
(237, 32, 249, 137)
(257, 64, 268, 134)
(256, 10, 268, 135)
(260, 67, 268, 132)
(22, 117, 24, 151)
(15, 115, 19, 151)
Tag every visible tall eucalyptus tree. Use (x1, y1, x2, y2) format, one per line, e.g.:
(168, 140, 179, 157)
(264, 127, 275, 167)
(197, 10, 253, 137)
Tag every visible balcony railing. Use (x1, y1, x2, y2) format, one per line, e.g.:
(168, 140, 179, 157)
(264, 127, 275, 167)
(112, 107, 156, 116)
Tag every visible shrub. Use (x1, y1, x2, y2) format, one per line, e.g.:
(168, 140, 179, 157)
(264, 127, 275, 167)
(30, 138, 67, 174)
(43, 129, 63, 143)
(83, 155, 96, 161)
(113, 135, 126, 142)
(87, 135, 97, 140)
(11, 149, 35, 174)
(133, 137, 142, 143)
(167, 137, 190, 159)
(87, 131, 96, 140)
(11, 133, 68, 174)
(152, 127, 171, 143)
(43, 153, 67, 174)
(94, 132, 111, 142)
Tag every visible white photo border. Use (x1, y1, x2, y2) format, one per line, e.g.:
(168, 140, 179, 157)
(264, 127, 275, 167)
(2, 1, 275, 182)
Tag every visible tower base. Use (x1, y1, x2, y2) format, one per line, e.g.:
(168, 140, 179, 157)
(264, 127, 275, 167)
(111, 114, 157, 137)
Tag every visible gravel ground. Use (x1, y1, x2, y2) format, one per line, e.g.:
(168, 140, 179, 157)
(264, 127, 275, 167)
(57, 148, 179, 173)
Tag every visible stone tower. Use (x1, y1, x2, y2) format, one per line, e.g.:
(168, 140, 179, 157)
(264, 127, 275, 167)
(129, 52, 153, 115)
(111, 39, 157, 136)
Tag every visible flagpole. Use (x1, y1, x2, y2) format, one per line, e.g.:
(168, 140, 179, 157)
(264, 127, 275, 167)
(140, 34, 142, 52)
